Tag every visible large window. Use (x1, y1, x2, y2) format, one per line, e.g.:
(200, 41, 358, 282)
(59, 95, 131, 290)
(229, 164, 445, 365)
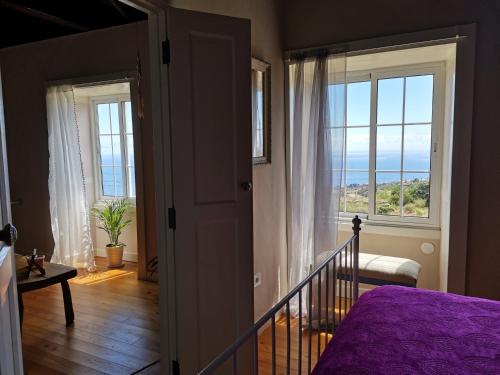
(93, 97, 136, 199)
(338, 64, 443, 226)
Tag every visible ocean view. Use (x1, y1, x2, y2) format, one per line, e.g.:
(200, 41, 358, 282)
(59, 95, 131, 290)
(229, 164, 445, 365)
(345, 150, 430, 186)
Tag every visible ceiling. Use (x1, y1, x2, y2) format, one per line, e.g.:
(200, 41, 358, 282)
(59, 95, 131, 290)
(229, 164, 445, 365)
(0, 0, 147, 49)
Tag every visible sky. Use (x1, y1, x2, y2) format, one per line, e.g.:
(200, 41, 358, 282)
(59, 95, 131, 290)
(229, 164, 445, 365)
(329, 74, 434, 185)
(343, 75, 433, 169)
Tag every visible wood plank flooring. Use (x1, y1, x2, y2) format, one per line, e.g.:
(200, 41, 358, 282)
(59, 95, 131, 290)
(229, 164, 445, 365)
(257, 299, 351, 375)
(21, 257, 160, 375)
(21, 256, 350, 374)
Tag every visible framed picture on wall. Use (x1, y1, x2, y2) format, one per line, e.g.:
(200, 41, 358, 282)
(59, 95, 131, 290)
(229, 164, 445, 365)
(252, 57, 271, 164)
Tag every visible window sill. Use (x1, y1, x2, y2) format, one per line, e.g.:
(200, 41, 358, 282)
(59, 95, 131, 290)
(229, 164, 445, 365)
(338, 219, 440, 239)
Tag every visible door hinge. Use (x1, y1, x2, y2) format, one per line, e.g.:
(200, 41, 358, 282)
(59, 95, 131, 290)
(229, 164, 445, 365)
(162, 40, 171, 64)
(168, 207, 176, 230)
(172, 359, 180, 375)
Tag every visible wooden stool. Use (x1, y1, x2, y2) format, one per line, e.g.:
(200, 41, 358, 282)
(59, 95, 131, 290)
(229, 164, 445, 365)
(15, 254, 77, 327)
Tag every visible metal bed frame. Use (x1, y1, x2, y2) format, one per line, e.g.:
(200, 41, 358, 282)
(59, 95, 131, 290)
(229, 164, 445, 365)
(199, 216, 361, 375)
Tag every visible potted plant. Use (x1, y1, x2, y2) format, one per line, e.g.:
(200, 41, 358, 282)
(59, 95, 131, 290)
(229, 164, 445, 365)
(91, 199, 132, 268)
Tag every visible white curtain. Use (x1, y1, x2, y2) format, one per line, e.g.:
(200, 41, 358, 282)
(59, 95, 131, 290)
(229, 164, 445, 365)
(47, 85, 94, 269)
(288, 54, 346, 310)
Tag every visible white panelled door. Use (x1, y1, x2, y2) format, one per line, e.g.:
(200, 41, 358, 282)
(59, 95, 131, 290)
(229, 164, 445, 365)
(167, 7, 254, 374)
(0, 71, 23, 375)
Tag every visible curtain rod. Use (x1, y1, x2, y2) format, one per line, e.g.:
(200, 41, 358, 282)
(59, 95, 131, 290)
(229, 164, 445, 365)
(285, 34, 466, 62)
(45, 71, 137, 89)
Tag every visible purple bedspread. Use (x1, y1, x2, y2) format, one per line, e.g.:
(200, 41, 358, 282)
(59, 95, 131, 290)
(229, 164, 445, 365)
(313, 286, 500, 375)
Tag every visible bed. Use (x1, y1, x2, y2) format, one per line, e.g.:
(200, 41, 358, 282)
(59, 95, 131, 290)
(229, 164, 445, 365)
(198, 217, 500, 375)
(313, 285, 500, 375)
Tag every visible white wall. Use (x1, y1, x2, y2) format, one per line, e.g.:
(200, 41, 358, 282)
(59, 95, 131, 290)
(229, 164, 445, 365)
(338, 225, 441, 290)
(74, 84, 138, 262)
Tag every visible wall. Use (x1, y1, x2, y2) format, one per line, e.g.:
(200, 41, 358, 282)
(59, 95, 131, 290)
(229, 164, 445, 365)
(168, 0, 287, 319)
(338, 227, 441, 290)
(283, 0, 500, 299)
(0, 22, 157, 278)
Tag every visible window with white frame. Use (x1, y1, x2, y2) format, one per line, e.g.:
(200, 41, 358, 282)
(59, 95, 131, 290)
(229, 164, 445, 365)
(337, 63, 443, 226)
(93, 97, 136, 199)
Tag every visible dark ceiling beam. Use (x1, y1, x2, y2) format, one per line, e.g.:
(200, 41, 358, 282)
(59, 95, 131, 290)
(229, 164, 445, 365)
(103, 0, 128, 19)
(0, 1, 90, 32)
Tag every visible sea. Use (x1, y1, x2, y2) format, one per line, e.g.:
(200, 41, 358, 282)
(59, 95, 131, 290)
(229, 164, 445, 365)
(100, 151, 429, 192)
(344, 151, 430, 185)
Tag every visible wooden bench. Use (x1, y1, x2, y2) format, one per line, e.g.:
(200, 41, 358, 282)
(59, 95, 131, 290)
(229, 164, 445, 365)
(356, 252, 421, 287)
(318, 251, 422, 288)
(15, 254, 77, 327)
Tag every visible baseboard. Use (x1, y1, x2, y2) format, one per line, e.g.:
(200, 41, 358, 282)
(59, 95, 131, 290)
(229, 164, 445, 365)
(95, 248, 138, 263)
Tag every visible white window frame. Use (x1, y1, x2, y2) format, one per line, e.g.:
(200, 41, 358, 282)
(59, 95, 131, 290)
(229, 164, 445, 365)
(90, 94, 136, 202)
(339, 62, 446, 228)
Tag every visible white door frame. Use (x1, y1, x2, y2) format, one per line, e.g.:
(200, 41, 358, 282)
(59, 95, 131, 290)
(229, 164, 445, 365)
(0, 69, 23, 375)
(119, 1, 177, 373)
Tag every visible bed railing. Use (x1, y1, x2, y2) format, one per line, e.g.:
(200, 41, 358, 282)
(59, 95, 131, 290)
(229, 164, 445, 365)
(199, 216, 361, 375)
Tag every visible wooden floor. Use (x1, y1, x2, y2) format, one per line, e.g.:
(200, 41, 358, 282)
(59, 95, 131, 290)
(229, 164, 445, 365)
(257, 299, 351, 375)
(21, 257, 160, 375)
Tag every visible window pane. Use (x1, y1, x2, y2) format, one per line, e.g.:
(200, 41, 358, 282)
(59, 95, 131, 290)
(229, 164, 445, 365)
(405, 75, 433, 123)
(256, 90, 263, 131)
(112, 135, 122, 166)
(347, 81, 370, 126)
(328, 83, 346, 127)
(97, 104, 110, 134)
(127, 135, 135, 167)
(403, 125, 431, 171)
(376, 172, 401, 216)
(345, 171, 368, 214)
(377, 77, 404, 124)
(101, 166, 114, 196)
(110, 103, 120, 134)
(254, 130, 264, 158)
(99, 135, 112, 165)
(403, 173, 430, 217)
(128, 167, 136, 198)
(252, 70, 264, 158)
(125, 101, 133, 133)
(346, 127, 369, 169)
(114, 166, 123, 196)
(376, 126, 402, 170)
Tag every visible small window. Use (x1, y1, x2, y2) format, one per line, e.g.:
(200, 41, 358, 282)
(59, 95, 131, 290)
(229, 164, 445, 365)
(94, 98, 135, 199)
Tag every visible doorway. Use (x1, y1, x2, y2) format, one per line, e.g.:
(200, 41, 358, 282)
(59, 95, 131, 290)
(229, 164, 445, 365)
(0, 1, 165, 372)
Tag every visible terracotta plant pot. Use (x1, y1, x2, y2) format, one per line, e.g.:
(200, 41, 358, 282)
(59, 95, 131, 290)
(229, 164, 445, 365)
(106, 245, 124, 268)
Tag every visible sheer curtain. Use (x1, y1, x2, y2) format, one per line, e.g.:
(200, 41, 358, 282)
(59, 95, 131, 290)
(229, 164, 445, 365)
(47, 85, 95, 269)
(288, 53, 346, 309)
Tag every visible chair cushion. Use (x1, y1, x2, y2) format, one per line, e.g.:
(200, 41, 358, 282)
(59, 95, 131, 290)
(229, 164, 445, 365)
(358, 253, 421, 286)
(315, 251, 422, 286)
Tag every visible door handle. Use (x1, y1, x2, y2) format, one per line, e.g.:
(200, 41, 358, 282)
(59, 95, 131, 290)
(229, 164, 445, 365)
(0, 224, 17, 246)
(241, 181, 252, 192)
